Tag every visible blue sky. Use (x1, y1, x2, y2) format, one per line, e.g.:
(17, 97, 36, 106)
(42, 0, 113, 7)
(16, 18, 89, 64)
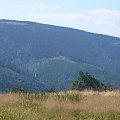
(0, 0, 120, 37)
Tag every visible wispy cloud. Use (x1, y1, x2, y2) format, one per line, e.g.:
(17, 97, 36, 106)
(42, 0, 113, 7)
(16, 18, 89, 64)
(19, 8, 120, 37)
(32, 2, 61, 10)
(1, 0, 120, 37)
(11, 2, 120, 37)
(14, 3, 25, 9)
(91, 9, 120, 26)
(14, 1, 62, 12)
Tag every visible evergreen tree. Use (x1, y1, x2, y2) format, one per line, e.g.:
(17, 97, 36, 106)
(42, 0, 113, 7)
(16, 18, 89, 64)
(72, 71, 106, 90)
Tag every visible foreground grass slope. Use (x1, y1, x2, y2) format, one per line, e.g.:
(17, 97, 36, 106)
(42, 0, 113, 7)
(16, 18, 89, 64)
(0, 91, 120, 120)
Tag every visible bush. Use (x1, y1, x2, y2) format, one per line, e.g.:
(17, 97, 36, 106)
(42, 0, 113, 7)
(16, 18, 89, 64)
(10, 86, 25, 93)
(47, 87, 56, 93)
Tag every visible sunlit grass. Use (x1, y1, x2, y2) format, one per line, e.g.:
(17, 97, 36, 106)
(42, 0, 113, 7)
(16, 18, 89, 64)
(0, 90, 120, 120)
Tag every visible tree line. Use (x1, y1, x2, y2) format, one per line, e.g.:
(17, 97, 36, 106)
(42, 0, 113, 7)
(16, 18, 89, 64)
(10, 71, 113, 93)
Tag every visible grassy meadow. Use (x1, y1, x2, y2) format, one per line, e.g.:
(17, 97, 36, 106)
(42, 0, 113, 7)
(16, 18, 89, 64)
(0, 90, 120, 120)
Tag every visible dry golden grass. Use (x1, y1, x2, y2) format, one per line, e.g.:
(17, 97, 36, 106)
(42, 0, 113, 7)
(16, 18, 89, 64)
(44, 90, 120, 113)
(0, 90, 120, 120)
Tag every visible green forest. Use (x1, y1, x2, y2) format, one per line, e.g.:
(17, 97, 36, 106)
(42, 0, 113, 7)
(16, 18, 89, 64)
(0, 20, 120, 92)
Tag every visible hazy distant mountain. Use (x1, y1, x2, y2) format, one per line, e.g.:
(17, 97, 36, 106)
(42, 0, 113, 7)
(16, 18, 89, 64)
(0, 19, 120, 92)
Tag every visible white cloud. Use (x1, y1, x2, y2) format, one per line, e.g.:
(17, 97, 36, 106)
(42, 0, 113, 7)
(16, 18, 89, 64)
(32, 2, 53, 10)
(91, 9, 120, 18)
(32, 2, 61, 10)
(13, 8, 120, 37)
(90, 9, 120, 26)
(89, 9, 120, 36)
(14, 3, 25, 9)
(14, 2, 62, 11)
(23, 13, 89, 29)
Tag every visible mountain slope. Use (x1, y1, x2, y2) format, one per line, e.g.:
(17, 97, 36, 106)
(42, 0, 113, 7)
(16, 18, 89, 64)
(0, 19, 120, 91)
(0, 66, 47, 92)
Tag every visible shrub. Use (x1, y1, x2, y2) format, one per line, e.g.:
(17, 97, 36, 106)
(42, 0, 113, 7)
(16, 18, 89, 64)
(10, 86, 25, 93)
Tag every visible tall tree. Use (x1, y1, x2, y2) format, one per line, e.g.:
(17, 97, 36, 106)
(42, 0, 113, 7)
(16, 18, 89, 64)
(72, 71, 105, 90)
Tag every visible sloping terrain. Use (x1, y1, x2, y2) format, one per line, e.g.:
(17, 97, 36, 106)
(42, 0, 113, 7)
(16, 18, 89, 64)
(0, 66, 47, 92)
(0, 19, 120, 91)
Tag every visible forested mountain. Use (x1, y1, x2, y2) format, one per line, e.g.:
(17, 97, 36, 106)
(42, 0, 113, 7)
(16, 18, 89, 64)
(0, 19, 120, 92)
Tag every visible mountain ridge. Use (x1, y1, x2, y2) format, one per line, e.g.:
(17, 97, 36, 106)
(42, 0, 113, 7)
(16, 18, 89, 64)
(1, 19, 120, 38)
(0, 19, 120, 92)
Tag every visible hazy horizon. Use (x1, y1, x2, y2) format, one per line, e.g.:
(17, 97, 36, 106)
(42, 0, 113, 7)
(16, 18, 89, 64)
(0, 0, 120, 37)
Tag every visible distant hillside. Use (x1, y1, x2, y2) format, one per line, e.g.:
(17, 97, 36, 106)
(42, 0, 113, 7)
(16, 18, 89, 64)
(0, 19, 120, 92)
